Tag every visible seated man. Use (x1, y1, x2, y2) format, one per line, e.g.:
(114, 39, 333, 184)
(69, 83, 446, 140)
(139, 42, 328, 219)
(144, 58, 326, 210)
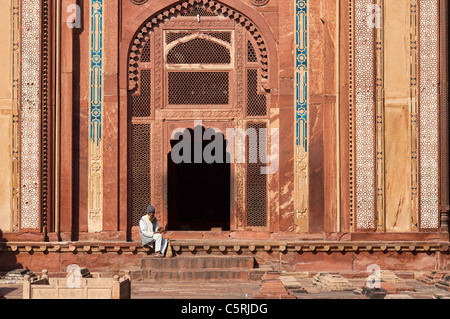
(139, 205, 168, 257)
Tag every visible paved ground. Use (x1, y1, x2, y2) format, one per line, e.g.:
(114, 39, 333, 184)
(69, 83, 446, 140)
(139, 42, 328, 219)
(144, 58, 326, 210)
(2, 273, 450, 299)
(132, 280, 261, 299)
(293, 277, 446, 299)
(0, 284, 22, 299)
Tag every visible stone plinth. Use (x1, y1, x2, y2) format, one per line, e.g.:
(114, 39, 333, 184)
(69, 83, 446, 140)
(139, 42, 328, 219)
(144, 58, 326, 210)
(254, 271, 296, 299)
(379, 270, 407, 284)
(23, 272, 131, 299)
(312, 272, 355, 292)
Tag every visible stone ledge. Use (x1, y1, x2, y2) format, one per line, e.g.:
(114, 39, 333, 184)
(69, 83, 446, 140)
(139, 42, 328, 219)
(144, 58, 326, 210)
(0, 242, 147, 254)
(167, 239, 445, 253)
(0, 240, 447, 254)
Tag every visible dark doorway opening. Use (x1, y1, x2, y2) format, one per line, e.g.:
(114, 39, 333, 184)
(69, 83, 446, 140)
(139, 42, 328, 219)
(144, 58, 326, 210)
(167, 126, 231, 231)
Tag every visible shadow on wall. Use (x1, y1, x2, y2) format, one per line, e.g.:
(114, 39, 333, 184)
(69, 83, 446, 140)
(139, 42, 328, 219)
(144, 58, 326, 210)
(0, 229, 23, 273)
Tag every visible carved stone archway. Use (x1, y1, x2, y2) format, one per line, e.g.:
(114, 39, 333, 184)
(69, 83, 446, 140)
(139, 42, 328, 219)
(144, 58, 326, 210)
(126, 0, 278, 91)
(121, 0, 278, 236)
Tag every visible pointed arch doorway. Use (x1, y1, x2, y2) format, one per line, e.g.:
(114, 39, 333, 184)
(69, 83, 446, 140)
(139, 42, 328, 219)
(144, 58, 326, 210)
(167, 122, 231, 231)
(126, 2, 276, 235)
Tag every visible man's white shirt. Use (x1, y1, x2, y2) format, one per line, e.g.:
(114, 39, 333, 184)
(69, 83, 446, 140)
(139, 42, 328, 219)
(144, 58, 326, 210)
(139, 215, 160, 238)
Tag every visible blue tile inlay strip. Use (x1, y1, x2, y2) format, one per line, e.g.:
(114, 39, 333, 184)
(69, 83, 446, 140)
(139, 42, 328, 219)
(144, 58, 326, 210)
(90, 0, 103, 145)
(296, 0, 308, 151)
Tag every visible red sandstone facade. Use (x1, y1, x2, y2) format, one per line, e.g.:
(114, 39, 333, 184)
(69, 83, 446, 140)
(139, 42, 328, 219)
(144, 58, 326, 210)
(0, 0, 449, 274)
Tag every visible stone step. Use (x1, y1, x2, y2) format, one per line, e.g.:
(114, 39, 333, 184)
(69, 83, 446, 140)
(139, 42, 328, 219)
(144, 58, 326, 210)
(141, 255, 255, 270)
(149, 268, 264, 281)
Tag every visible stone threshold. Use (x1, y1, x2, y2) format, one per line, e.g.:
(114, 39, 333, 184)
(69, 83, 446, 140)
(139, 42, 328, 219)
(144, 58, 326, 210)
(0, 239, 449, 254)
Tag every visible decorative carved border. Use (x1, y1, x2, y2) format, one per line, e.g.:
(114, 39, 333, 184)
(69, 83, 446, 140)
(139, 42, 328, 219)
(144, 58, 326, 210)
(156, 109, 240, 119)
(294, 0, 308, 232)
(11, 0, 20, 232)
(439, 0, 449, 214)
(419, 0, 440, 229)
(374, 0, 384, 231)
(41, 0, 50, 232)
(88, 0, 104, 232)
(235, 23, 245, 229)
(353, 0, 376, 230)
(20, 0, 42, 230)
(410, 0, 419, 229)
(151, 27, 163, 222)
(349, 0, 354, 231)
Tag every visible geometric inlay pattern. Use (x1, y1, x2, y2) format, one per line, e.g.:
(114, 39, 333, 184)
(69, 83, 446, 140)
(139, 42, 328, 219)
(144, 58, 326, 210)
(419, 0, 439, 229)
(20, 0, 41, 229)
(354, 0, 376, 229)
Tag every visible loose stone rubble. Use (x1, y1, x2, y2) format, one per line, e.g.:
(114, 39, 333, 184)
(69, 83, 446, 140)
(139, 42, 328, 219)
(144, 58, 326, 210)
(280, 275, 307, 294)
(254, 271, 296, 299)
(417, 271, 446, 285)
(435, 275, 450, 292)
(312, 272, 355, 292)
(0, 269, 37, 284)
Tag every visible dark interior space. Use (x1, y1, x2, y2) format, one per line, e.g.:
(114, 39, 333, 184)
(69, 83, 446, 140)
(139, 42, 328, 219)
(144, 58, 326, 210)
(167, 126, 231, 231)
